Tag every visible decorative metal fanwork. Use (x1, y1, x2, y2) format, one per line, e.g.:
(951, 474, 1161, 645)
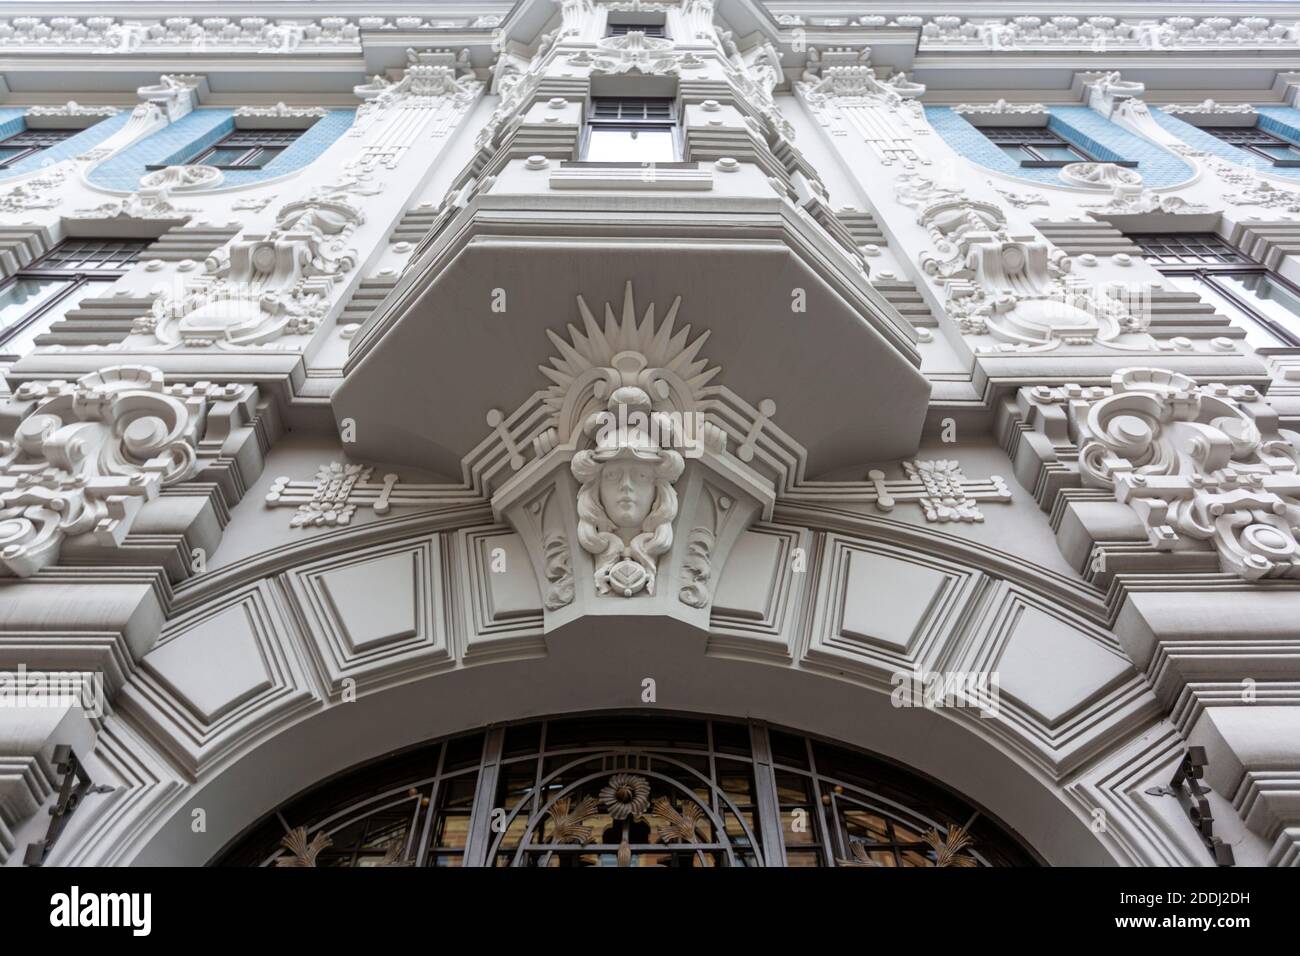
(215, 714, 1040, 868)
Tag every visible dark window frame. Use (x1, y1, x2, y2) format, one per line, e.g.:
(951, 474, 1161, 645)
(979, 125, 1134, 169)
(1131, 232, 1300, 347)
(606, 22, 667, 38)
(0, 238, 149, 357)
(0, 127, 78, 169)
(145, 127, 309, 171)
(1200, 125, 1300, 168)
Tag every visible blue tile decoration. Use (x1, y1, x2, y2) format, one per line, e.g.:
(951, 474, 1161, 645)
(0, 109, 25, 141)
(1152, 106, 1300, 181)
(0, 110, 132, 182)
(926, 105, 1195, 188)
(87, 108, 356, 192)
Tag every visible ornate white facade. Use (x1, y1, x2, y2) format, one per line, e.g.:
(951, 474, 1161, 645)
(2, 0, 1300, 869)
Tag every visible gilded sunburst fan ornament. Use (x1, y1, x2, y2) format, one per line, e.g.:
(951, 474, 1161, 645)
(545, 795, 601, 846)
(274, 827, 332, 867)
(923, 823, 979, 867)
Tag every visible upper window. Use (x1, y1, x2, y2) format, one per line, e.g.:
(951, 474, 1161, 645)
(607, 22, 666, 37)
(190, 128, 304, 169)
(980, 126, 1101, 167)
(1201, 125, 1300, 167)
(0, 238, 148, 358)
(1132, 233, 1300, 348)
(583, 97, 679, 163)
(0, 127, 76, 169)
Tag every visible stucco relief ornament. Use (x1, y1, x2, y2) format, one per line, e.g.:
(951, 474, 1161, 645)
(1067, 368, 1300, 579)
(138, 164, 222, 191)
(139, 197, 362, 348)
(590, 30, 681, 75)
(0, 366, 250, 577)
(480, 282, 777, 629)
(1221, 177, 1300, 213)
(572, 381, 685, 597)
(901, 175, 1148, 350)
(1059, 162, 1143, 190)
(0, 169, 67, 212)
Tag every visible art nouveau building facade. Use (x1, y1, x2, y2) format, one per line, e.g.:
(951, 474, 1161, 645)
(2, 0, 1299, 868)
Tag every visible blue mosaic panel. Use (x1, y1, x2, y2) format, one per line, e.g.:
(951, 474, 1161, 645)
(1151, 106, 1300, 181)
(0, 111, 132, 182)
(87, 108, 356, 191)
(926, 105, 1194, 187)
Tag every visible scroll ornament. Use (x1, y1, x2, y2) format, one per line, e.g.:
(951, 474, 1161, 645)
(1072, 368, 1300, 580)
(0, 366, 244, 577)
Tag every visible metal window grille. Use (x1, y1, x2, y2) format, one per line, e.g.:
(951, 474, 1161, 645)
(214, 713, 1040, 868)
(607, 23, 666, 37)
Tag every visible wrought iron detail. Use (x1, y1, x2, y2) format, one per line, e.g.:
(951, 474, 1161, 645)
(1169, 747, 1235, 867)
(24, 746, 112, 867)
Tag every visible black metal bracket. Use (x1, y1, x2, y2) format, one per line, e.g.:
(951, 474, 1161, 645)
(1169, 746, 1235, 867)
(23, 745, 112, 867)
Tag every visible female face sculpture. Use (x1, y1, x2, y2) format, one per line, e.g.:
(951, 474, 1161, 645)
(599, 461, 658, 531)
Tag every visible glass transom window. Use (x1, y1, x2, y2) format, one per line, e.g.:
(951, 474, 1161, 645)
(214, 713, 1039, 868)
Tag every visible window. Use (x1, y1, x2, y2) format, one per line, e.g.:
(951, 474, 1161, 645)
(214, 714, 1040, 867)
(980, 126, 1106, 167)
(1132, 233, 1300, 347)
(0, 238, 148, 358)
(583, 97, 679, 163)
(0, 127, 76, 169)
(1201, 125, 1300, 167)
(607, 22, 666, 37)
(189, 128, 304, 169)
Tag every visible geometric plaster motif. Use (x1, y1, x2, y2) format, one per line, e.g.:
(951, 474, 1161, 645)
(281, 536, 451, 694)
(118, 584, 317, 777)
(804, 535, 985, 678)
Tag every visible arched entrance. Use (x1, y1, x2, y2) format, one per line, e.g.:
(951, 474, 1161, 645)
(214, 713, 1040, 867)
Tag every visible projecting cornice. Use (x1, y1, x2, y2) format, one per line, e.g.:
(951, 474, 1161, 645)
(764, 3, 1300, 52)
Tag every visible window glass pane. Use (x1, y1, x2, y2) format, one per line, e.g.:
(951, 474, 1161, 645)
(1164, 274, 1286, 349)
(1216, 273, 1300, 342)
(203, 147, 250, 166)
(0, 277, 72, 352)
(246, 146, 284, 168)
(997, 143, 1032, 163)
(585, 127, 676, 163)
(1259, 143, 1300, 161)
(1, 278, 114, 356)
(1035, 144, 1083, 162)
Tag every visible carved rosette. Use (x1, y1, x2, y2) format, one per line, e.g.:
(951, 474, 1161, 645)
(1069, 368, 1300, 580)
